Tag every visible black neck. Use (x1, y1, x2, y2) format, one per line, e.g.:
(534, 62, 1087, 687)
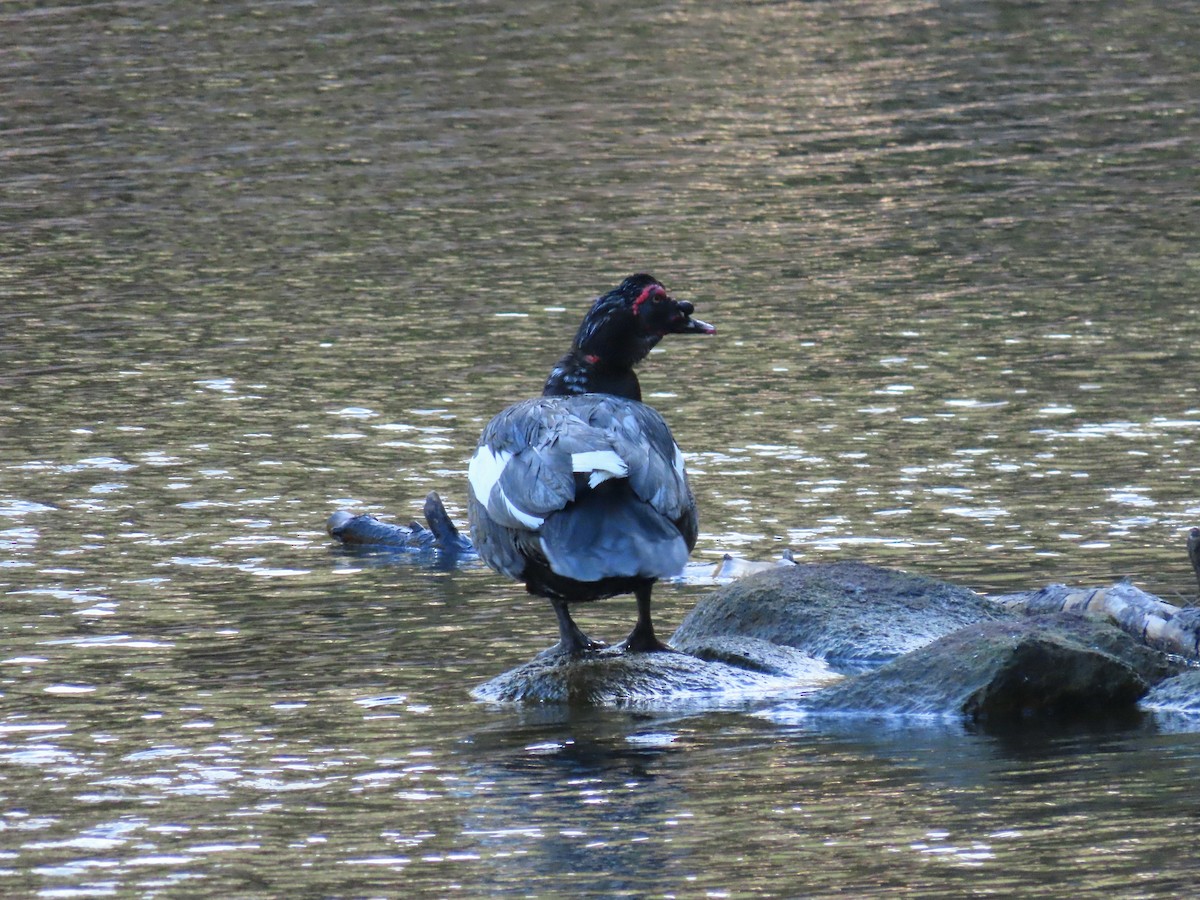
(543, 350, 642, 401)
(542, 296, 665, 402)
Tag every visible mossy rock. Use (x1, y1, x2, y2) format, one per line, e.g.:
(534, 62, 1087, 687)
(799, 615, 1152, 721)
(471, 645, 833, 706)
(672, 561, 1010, 667)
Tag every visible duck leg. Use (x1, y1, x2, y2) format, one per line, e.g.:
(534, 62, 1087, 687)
(621, 584, 673, 653)
(551, 599, 606, 654)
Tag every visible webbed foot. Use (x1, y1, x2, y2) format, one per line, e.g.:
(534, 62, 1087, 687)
(619, 621, 674, 654)
(551, 600, 607, 656)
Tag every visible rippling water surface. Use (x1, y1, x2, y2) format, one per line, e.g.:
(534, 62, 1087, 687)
(4, 1, 1200, 895)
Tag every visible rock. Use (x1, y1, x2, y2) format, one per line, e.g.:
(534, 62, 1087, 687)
(678, 634, 838, 679)
(671, 562, 1009, 667)
(470, 646, 831, 706)
(1189, 527, 1200, 596)
(469, 562, 1183, 715)
(1141, 668, 1200, 713)
(1017, 613, 1180, 685)
(796, 615, 1151, 721)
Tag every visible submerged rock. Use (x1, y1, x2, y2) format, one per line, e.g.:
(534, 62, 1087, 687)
(471, 646, 836, 706)
(798, 615, 1156, 721)
(671, 562, 1009, 667)
(1141, 668, 1200, 713)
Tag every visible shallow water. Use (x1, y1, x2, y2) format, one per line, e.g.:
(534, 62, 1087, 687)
(4, 0, 1200, 896)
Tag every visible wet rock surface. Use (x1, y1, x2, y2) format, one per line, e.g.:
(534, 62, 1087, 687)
(674, 634, 838, 679)
(671, 562, 1010, 666)
(1141, 668, 1200, 712)
(797, 615, 1161, 721)
(470, 645, 835, 706)
(470, 561, 1200, 720)
(476, 563, 1004, 706)
(1015, 613, 1180, 685)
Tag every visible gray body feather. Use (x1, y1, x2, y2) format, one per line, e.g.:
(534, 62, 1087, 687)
(467, 394, 697, 594)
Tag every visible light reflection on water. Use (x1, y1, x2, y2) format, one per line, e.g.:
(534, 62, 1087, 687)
(4, 0, 1200, 895)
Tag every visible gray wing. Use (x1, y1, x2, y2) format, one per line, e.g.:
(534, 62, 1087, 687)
(466, 395, 697, 578)
(587, 398, 695, 527)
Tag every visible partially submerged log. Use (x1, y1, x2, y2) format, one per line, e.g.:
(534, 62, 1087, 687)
(330, 493, 797, 582)
(333, 495, 1200, 599)
(327, 491, 474, 555)
(992, 582, 1200, 660)
(703, 550, 795, 579)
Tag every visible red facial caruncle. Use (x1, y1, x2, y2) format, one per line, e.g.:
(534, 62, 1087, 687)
(631, 284, 668, 317)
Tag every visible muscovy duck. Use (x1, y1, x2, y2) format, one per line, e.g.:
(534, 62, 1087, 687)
(467, 274, 714, 654)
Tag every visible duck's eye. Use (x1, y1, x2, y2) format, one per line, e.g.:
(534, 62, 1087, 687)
(633, 285, 668, 315)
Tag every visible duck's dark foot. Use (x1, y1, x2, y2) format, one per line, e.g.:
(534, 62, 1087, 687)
(618, 625, 675, 654)
(619, 638, 675, 654)
(556, 633, 609, 656)
(551, 600, 607, 655)
(620, 585, 674, 653)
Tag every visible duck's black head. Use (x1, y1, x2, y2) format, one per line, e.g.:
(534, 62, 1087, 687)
(544, 274, 714, 401)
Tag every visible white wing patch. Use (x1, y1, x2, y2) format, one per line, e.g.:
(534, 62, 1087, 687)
(571, 449, 629, 489)
(502, 495, 544, 530)
(468, 446, 511, 506)
(468, 445, 545, 530)
(672, 444, 687, 481)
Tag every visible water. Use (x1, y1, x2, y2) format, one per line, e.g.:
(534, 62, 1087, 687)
(3, 0, 1200, 895)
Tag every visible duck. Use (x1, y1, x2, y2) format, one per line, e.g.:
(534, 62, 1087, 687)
(467, 274, 714, 654)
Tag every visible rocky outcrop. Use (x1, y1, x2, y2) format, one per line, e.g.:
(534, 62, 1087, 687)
(671, 561, 1009, 666)
(471, 562, 1200, 721)
(471, 644, 838, 706)
(796, 615, 1165, 721)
